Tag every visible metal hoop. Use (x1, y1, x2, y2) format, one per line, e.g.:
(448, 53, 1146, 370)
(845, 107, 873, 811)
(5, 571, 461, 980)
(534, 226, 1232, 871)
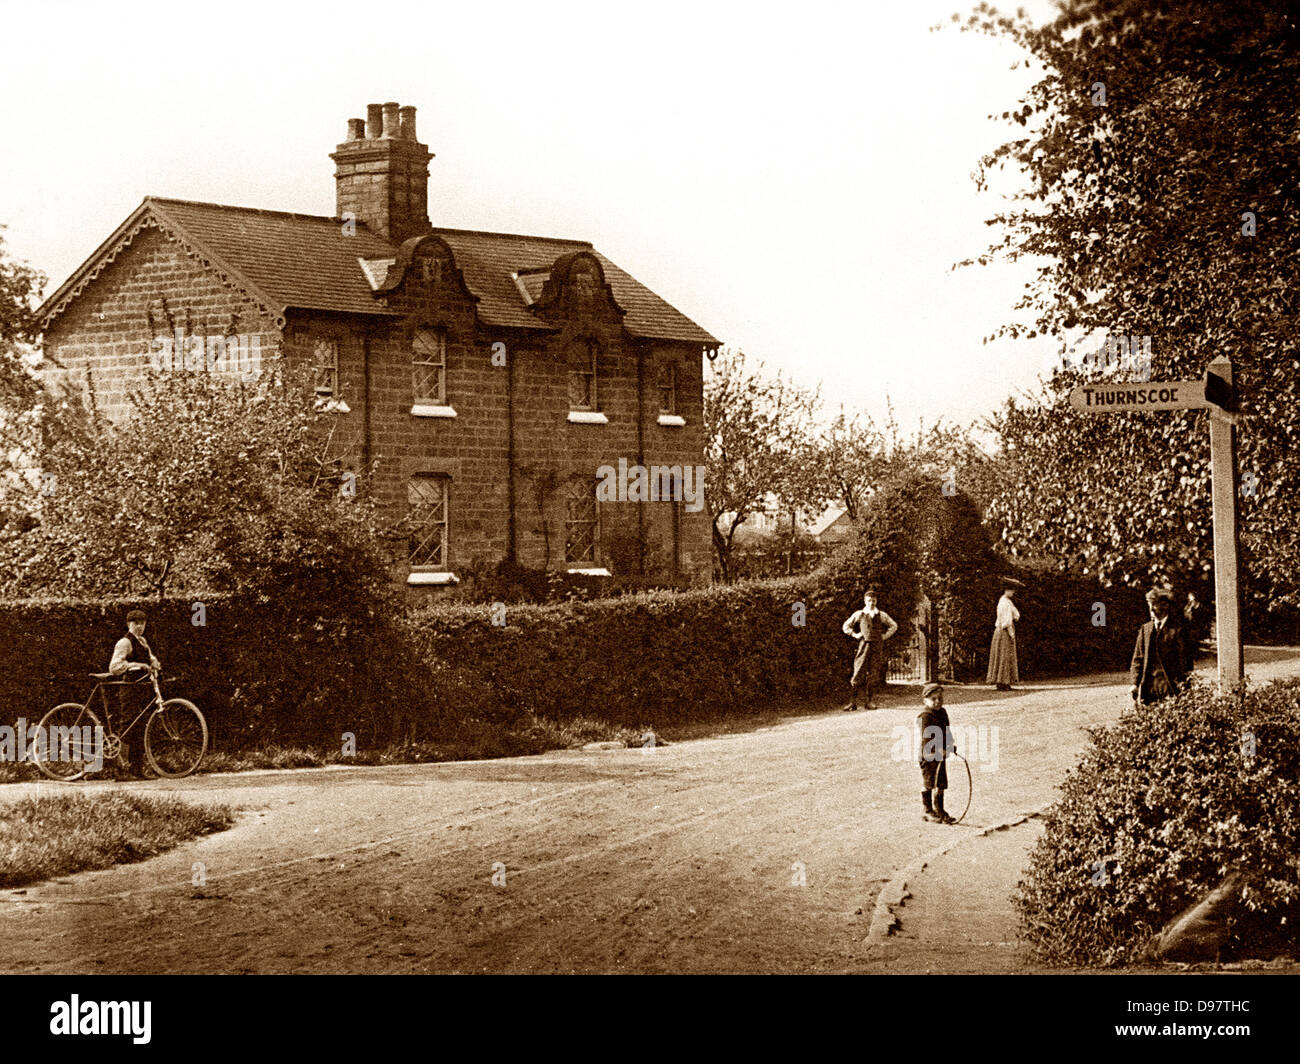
(951, 752, 973, 825)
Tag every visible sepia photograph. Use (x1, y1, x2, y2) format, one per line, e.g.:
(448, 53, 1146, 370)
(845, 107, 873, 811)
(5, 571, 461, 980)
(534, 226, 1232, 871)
(0, 0, 1295, 1046)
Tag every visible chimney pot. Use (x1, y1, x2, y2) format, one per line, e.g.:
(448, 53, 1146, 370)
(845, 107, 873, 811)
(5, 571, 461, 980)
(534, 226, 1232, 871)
(382, 102, 399, 139)
(399, 105, 417, 141)
(333, 101, 433, 242)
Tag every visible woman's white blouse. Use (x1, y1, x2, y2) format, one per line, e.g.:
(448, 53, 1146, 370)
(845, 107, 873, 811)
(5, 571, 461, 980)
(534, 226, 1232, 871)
(995, 596, 1020, 632)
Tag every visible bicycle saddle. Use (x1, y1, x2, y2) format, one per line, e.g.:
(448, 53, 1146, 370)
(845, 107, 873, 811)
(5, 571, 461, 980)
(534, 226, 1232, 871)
(89, 672, 115, 680)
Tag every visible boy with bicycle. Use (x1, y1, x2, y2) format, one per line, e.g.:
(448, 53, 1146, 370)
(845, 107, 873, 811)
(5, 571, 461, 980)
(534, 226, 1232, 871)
(108, 609, 161, 776)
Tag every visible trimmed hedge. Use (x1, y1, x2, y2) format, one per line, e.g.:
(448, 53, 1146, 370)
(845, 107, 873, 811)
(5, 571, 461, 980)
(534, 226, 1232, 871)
(0, 491, 1164, 750)
(1000, 564, 1151, 680)
(0, 596, 233, 740)
(1015, 679, 1300, 965)
(0, 595, 430, 751)
(404, 576, 845, 728)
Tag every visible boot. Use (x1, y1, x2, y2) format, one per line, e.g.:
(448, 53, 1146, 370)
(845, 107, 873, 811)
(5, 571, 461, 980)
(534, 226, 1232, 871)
(932, 792, 956, 824)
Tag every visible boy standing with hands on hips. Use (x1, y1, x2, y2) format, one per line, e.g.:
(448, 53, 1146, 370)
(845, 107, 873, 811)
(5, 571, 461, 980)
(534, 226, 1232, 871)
(841, 589, 898, 711)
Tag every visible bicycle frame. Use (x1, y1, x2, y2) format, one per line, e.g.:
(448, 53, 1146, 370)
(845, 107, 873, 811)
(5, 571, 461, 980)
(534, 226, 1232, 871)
(88, 670, 165, 739)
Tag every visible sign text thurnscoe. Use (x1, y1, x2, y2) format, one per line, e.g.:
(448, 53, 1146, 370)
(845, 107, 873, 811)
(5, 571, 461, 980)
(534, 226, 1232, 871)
(1068, 380, 1207, 413)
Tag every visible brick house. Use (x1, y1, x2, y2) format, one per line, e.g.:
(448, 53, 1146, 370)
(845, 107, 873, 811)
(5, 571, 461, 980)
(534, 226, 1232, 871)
(36, 102, 719, 588)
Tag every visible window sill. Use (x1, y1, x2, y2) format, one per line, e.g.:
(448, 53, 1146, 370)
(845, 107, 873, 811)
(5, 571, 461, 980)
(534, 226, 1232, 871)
(315, 397, 350, 414)
(566, 567, 611, 577)
(657, 414, 686, 427)
(407, 571, 460, 586)
(411, 404, 457, 418)
(567, 410, 608, 425)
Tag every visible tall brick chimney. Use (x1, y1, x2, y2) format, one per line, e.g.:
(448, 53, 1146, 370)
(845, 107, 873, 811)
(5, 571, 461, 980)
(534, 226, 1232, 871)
(330, 101, 434, 242)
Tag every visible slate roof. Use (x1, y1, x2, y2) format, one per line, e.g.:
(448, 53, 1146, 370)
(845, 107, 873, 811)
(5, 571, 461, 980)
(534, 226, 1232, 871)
(39, 197, 719, 345)
(153, 198, 396, 318)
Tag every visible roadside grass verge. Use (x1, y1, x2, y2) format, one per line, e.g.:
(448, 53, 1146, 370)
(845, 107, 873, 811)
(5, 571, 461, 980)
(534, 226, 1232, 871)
(0, 713, 649, 781)
(0, 792, 235, 889)
(0, 690, 908, 783)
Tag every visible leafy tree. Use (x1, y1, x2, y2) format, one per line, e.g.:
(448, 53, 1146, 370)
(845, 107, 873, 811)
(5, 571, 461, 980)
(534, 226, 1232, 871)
(0, 357, 398, 603)
(0, 227, 46, 443)
(793, 401, 1005, 527)
(800, 408, 891, 523)
(960, 0, 1300, 624)
(703, 347, 818, 580)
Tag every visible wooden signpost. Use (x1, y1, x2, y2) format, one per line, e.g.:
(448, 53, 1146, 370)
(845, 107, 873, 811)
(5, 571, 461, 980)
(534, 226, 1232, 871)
(1067, 355, 1243, 691)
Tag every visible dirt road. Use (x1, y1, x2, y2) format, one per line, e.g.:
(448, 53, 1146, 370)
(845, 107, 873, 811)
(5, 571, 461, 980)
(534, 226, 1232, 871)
(3, 651, 1296, 974)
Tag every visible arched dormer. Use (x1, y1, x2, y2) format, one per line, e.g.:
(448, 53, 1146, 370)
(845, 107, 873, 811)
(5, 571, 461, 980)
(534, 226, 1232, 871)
(366, 234, 478, 306)
(531, 251, 625, 320)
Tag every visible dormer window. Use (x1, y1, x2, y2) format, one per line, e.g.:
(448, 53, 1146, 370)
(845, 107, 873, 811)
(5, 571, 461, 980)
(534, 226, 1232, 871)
(413, 328, 447, 405)
(568, 339, 597, 411)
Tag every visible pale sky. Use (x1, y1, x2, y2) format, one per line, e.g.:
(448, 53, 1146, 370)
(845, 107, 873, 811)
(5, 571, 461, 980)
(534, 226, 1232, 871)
(0, 0, 1063, 433)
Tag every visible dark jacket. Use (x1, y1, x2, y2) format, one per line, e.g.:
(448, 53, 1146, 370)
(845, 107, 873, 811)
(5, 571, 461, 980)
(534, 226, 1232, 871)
(917, 704, 954, 764)
(1130, 618, 1192, 702)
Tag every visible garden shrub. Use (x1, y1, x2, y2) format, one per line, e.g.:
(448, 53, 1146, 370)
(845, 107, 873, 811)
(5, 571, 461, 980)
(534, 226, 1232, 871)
(1015, 679, 1300, 966)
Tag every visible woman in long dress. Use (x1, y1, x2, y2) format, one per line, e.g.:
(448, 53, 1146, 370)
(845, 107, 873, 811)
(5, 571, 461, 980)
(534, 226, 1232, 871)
(987, 588, 1020, 689)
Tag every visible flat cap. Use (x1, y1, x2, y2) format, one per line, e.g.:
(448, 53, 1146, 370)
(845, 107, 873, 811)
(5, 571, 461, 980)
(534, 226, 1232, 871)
(922, 682, 943, 699)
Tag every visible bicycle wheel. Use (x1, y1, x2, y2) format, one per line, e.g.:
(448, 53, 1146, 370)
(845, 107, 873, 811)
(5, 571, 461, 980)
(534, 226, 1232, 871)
(144, 698, 208, 778)
(33, 703, 105, 782)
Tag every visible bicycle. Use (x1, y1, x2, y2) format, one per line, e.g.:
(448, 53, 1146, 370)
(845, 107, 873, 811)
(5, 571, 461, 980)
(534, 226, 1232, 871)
(33, 668, 208, 782)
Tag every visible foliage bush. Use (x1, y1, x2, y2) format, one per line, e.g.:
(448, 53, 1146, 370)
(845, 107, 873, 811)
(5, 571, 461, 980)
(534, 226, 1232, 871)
(1015, 679, 1300, 966)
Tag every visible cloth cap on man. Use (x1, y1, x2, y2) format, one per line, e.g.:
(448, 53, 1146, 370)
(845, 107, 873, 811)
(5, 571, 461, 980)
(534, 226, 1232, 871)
(126, 609, 147, 622)
(922, 683, 943, 699)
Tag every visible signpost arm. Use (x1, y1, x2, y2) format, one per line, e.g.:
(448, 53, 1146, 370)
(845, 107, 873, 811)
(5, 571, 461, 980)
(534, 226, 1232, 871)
(1207, 355, 1244, 691)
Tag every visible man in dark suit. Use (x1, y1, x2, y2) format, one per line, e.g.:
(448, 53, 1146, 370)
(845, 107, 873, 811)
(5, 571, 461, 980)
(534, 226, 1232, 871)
(1130, 588, 1193, 704)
